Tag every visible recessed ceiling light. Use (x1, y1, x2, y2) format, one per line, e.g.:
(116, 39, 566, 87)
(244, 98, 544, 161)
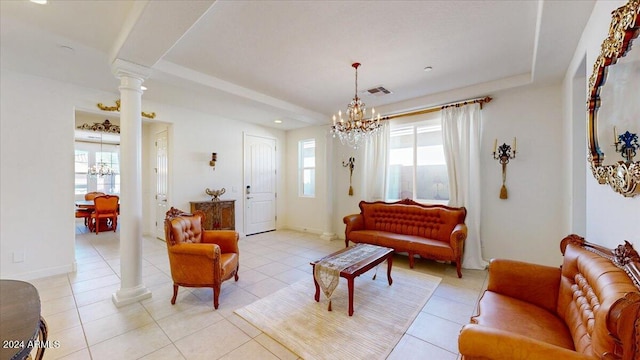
(274, 119, 282, 124)
(424, 66, 433, 72)
(30, 0, 48, 4)
(141, 86, 147, 91)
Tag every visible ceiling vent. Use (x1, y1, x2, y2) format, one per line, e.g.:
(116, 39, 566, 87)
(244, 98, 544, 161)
(365, 86, 393, 96)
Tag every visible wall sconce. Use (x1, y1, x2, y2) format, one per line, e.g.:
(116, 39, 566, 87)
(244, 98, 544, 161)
(492, 138, 516, 199)
(614, 127, 638, 163)
(209, 153, 217, 170)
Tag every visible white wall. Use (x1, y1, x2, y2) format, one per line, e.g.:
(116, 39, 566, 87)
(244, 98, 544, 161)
(284, 125, 333, 235)
(564, 0, 640, 249)
(479, 84, 565, 265)
(156, 102, 287, 237)
(1, 70, 103, 279)
(0, 68, 287, 279)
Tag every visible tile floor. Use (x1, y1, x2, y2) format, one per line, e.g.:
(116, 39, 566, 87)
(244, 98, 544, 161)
(28, 222, 487, 360)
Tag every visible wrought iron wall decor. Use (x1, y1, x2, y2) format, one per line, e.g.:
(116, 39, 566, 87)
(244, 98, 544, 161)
(587, 0, 640, 197)
(97, 99, 157, 119)
(343, 157, 355, 196)
(492, 138, 517, 199)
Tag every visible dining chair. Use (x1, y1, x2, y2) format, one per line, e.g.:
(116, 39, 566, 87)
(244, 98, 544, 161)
(90, 195, 119, 234)
(85, 191, 105, 201)
(75, 192, 104, 227)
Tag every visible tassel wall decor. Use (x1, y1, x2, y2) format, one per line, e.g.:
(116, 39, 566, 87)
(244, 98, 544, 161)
(343, 157, 355, 196)
(492, 138, 516, 199)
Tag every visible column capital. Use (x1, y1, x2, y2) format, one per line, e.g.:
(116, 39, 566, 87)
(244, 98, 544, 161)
(112, 58, 151, 81)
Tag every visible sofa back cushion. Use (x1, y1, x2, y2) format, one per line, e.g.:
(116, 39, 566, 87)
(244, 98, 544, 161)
(557, 243, 639, 357)
(359, 201, 466, 242)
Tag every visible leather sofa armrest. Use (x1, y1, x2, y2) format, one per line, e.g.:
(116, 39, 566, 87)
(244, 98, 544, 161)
(458, 324, 591, 360)
(343, 214, 363, 236)
(202, 230, 239, 254)
(449, 223, 468, 253)
(487, 259, 561, 313)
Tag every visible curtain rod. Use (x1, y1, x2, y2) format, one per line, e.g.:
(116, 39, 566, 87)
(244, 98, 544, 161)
(380, 96, 493, 121)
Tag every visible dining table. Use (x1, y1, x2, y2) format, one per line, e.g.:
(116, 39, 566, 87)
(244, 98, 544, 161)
(75, 199, 120, 232)
(75, 199, 120, 210)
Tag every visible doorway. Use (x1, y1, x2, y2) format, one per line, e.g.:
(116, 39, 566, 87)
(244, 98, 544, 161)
(244, 134, 277, 235)
(154, 129, 169, 240)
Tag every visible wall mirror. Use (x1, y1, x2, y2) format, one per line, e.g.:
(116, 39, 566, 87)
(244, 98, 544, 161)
(587, 0, 639, 197)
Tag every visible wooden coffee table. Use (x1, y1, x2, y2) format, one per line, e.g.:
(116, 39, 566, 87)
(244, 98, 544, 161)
(311, 244, 393, 316)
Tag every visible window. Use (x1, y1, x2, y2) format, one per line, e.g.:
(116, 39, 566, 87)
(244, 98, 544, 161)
(299, 139, 315, 197)
(74, 139, 120, 196)
(386, 121, 449, 203)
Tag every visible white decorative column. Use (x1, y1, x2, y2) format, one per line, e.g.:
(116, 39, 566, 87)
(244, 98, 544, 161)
(321, 134, 337, 241)
(111, 59, 152, 307)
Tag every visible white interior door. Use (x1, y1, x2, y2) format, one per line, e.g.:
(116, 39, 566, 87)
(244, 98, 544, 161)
(244, 134, 276, 235)
(155, 130, 169, 240)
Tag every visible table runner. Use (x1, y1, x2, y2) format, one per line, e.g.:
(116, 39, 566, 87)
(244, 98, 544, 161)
(313, 244, 384, 310)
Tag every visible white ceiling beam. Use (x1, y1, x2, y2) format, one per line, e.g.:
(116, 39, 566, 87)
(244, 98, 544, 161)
(110, 0, 216, 68)
(154, 60, 327, 125)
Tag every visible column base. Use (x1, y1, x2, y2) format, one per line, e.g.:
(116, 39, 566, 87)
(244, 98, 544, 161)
(320, 232, 337, 241)
(112, 284, 152, 308)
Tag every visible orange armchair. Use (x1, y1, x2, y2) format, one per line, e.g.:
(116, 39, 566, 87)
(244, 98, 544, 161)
(164, 207, 239, 309)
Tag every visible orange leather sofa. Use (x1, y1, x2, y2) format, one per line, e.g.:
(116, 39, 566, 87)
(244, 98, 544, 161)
(458, 235, 640, 360)
(343, 199, 467, 277)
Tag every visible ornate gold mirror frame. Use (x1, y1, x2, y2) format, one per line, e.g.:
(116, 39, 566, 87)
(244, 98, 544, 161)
(587, 0, 640, 197)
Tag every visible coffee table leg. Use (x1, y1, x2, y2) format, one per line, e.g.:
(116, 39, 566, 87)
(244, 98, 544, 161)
(348, 277, 354, 316)
(387, 256, 393, 285)
(313, 265, 320, 302)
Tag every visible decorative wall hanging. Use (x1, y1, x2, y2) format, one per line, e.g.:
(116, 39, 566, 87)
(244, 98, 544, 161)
(76, 119, 120, 133)
(492, 138, 517, 199)
(97, 99, 157, 119)
(343, 157, 355, 196)
(205, 188, 226, 201)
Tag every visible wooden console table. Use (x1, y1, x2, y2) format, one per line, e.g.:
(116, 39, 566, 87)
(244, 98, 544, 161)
(0, 280, 49, 360)
(190, 200, 235, 230)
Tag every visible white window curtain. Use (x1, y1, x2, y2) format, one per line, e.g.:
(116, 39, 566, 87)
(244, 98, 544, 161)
(363, 122, 390, 201)
(442, 104, 487, 270)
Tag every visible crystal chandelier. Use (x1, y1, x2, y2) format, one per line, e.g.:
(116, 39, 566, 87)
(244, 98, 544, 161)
(88, 132, 115, 177)
(330, 62, 381, 149)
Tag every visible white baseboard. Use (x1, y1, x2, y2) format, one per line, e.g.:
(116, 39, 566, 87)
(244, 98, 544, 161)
(3, 262, 76, 281)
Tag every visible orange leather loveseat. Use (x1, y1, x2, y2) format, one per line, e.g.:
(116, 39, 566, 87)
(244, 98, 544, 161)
(458, 235, 640, 360)
(343, 199, 467, 277)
